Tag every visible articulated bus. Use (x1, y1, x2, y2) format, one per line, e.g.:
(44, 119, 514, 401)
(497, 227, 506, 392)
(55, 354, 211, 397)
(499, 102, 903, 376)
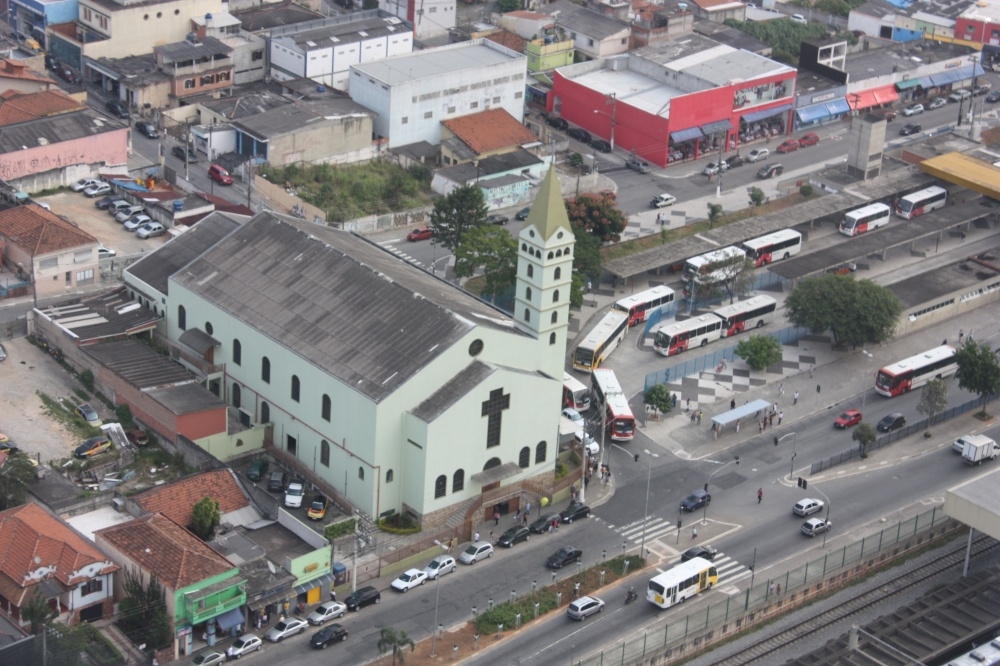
(562, 373, 591, 411)
(714, 295, 777, 336)
(572, 310, 629, 373)
(875, 345, 957, 397)
(840, 203, 891, 237)
(591, 368, 635, 441)
(680, 246, 747, 284)
(647, 557, 718, 609)
(739, 229, 803, 267)
(653, 314, 725, 356)
(612, 285, 675, 327)
(895, 185, 947, 220)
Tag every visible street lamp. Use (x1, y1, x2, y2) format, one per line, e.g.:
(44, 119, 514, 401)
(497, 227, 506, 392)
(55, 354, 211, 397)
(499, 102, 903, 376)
(703, 455, 740, 526)
(861, 350, 873, 414)
(430, 539, 449, 657)
(639, 449, 659, 556)
(775, 432, 797, 479)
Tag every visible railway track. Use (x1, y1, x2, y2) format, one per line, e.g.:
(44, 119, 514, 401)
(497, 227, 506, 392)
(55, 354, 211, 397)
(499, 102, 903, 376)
(704, 535, 1000, 666)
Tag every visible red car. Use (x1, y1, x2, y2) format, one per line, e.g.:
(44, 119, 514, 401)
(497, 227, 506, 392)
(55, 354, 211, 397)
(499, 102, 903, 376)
(776, 139, 800, 154)
(407, 226, 433, 242)
(834, 409, 863, 429)
(797, 132, 819, 147)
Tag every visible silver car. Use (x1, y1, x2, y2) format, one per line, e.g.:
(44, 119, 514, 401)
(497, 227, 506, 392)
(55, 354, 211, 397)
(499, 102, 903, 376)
(567, 595, 604, 620)
(423, 555, 457, 580)
(801, 518, 831, 537)
(264, 617, 307, 642)
(458, 542, 493, 564)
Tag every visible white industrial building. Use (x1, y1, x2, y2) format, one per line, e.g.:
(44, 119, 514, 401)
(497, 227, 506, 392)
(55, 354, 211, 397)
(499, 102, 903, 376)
(349, 38, 528, 148)
(380, 0, 457, 39)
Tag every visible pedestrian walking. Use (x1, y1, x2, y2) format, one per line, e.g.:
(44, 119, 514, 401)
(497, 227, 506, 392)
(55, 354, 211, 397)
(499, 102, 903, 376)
(778, 410, 783, 425)
(757, 488, 763, 503)
(769, 413, 774, 427)
(959, 329, 964, 341)
(809, 364, 814, 378)
(769, 583, 775, 595)
(778, 383, 784, 397)
(736, 419, 741, 433)
(489, 531, 494, 544)
(522, 514, 529, 526)
(793, 390, 799, 406)
(697, 411, 703, 425)
(526, 501, 532, 516)
(686, 398, 691, 411)
(330, 589, 337, 603)
(776, 584, 782, 595)
(474, 531, 480, 543)
(758, 421, 764, 434)
(494, 509, 500, 526)
(731, 398, 736, 410)
(969, 329, 974, 340)
(692, 527, 698, 540)
(690, 411, 697, 424)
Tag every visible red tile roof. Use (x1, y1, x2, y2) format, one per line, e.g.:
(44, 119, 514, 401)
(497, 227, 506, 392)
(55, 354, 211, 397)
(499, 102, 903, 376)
(0, 59, 54, 85)
(134, 469, 249, 528)
(484, 29, 527, 54)
(0, 204, 97, 257)
(0, 503, 118, 607)
(0, 90, 82, 125)
(95, 513, 234, 590)
(441, 108, 539, 156)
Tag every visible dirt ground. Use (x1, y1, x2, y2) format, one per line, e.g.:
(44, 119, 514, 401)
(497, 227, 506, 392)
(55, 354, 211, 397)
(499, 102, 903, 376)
(0, 337, 98, 464)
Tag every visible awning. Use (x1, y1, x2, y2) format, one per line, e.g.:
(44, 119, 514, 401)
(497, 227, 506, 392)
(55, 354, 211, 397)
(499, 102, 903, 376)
(826, 98, 851, 115)
(293, 572, 335, 596)
(930, 68, 966, 87)
(670, 127, 703, 143)
(740, 104, 793, 124)
(710, 399, 773, 427)
(247, 590, 289, 611)
(700, 119, 733, 134)
(895, 78, 922, 90)
(471, 461, 523, 485)
(179, 328, 220, 355)
(214, 607, 244, 632)
(872, 85, 899, 105)
(847, 90, 878, 111)
(795, 101, 839, 123)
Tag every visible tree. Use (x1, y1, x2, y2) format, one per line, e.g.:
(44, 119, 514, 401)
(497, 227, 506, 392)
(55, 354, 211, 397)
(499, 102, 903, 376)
(735, 335, 784, 371)
(118, 567, 171, 650)
(428, 185, 488, 251)
(785, 274, 901, 347)
(644, 384, 673, 416)
(916, 378, 948, 432)
(707, 203, 723, 229)
(692, 253, 756, 304)
(191, 496, 221, 540)
(566, 191, 627, 243)
(498, 0, 521, 11)
(570, 223, 603, 308)
(0, 455, 39, 510)
(853, 423, 877, 457)
(452, 226, 518, 302)
(377, 627, 415, 666)
(21, 589, 55, 634)
(955, 340, 1000, 415)
(748, 187, 766, 207)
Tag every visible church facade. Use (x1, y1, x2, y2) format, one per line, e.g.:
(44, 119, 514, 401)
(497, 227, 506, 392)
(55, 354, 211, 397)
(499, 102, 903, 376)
(165, 169, 575, 528)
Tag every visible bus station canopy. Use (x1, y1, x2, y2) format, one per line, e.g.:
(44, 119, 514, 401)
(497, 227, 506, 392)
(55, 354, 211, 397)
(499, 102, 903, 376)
(711, 399, 773, 427)
(918, 152, 1000, 201)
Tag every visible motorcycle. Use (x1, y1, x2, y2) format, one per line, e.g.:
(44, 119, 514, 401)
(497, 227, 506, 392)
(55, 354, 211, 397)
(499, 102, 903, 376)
(625, 588, 638, 605)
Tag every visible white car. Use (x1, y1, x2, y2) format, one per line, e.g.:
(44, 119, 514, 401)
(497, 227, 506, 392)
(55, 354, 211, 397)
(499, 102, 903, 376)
(792, 498, 825, 517)
(98, 245, 116, 258)
(136, 222, 166, 239)
(575, 431, 599, 456)
(391, 568, 429, 592)
(227, 634, 262, 657)
(84, 182, 112, 198)
(928, 97, 946, 109)
(562, 408, 585, 428)
(790, 13, 807, 23)
(747, 148, 769, 162)
(124, 214, 152, 231)
(306, 601, 347, 625)
(423, 555, 457, 580)
(902, 104, 924, 116)
(650, 193, 677, 208)
(264, 617, 307, 642)
(458, 542, 493, 565)
(71, 178, 101, 192)
(284, 482, 305, 508)
(702, 161, 728, 176)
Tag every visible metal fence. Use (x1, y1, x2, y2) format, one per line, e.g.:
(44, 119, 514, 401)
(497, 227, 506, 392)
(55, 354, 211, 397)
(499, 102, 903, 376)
(576, 506, 954, 666)
(642, 301, 679, 338)
(810, 396, 984, 474)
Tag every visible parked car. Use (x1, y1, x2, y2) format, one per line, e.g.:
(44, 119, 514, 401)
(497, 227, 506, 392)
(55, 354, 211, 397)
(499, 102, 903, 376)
(94, 195, 116, 210)
(227, 634, 262, 657)
(84, 182, 112, 198)
(559, 502, 590, 523)
(267, 470, 288, 492)
(107, 200, 133, 216)
(723, 154, 744, 169)
(792, 498, 825, 517)
(75, 436, 111, 458)
(171, 145, 199, 162)
(567, 128, 592, 144)
(247, 458, 269, 482)
(746, 148, 769, 162)
(56, 66, 80, 85)
(899, 122, 922, 136)
(928, 97, 947, 109)
(529, 512, 562, 533)
(702, 161, 729, 176)
(98, 245, 117, 259)
(801, 518, 832, 537)
(124, 427, 147, 446)
(790, 13, 807, 23)
(310, 623, 348, 649)
(105, 99, 129, 119)
(902, 103, 924, 116)
(756, 163, 784, 179)
(515, 207, 531, 220)
(423, 555, 457, 580)
(459, 542, 494, 564)
(680, 489, 711, 512)
(973, 83, 991, 96)
(75, 403, 102, 427)
(833, 409, 862, 429)
(567, 596, 604, 620)
(986, 90, 1000, 104)
(776, 139, 800, 153)
(284, 482, 305, 508)
(948, 89, 972, 103)
(134, 120, 159, 138)
(546, 545, 583, 569)
(626, 158, 650, 173)
(307, 494, 328, 520)
(124, 214, 152, 231)
(407, 226, 433, 242)
(115, 205, 145, 223)
(307, 601, 347, 625)
(872, 108, 897, 121)
(208, 163, 234, 185)
(681, 545, 717, 562)
(497, 526, 530, 548)
(71, 178, 101, 192)
(797, 132, 820, 146)
(135, 222, 166, 239)
(344, 586, 381, 611)
(591, 139, 612, 152)
(545, 116, 569, 130)
(391, 569, 428, 592)
(562, 408, 584, 427)
(45, 54, 59, 71)
(877, 413, 906, 432)
(487, 214, 509, 226)
(192, 652, 225, 666)
(265, 617, 307, 642)
(650, 193, 677, 208)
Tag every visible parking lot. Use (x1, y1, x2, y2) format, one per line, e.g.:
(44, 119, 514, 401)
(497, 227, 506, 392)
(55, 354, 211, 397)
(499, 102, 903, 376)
(36, 189, 170, 257)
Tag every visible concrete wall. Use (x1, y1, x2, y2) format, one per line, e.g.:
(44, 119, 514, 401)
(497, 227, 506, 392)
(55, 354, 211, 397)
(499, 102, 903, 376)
(76, 0, 228, 60)
(267, 114, 374, 166)
(0, 127, 129, 187)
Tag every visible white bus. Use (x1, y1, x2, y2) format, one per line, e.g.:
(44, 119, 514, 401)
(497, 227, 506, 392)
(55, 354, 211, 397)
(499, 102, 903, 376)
(739, 229, 803, 267)
(647, 557, 718, 609)
(714, 295, 777, 337)
(572, 310, 629, 373)
(652, 314, 725, 356)
(562, 372, 591, 411)
(591, 369, 635, 441)
(895, 185, 947, 220)
(680, 246, 747, 284)
(612, 285, 675, 327)
(840, 203, 891, 237)
(875, 345, 957, 397)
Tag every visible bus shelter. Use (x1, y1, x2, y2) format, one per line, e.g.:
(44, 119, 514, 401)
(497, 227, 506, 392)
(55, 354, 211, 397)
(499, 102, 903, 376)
(710, 399, 773, 433)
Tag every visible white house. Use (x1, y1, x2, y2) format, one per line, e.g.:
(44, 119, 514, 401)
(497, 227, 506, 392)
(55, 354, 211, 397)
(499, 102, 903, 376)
(380, 0, 456, 39)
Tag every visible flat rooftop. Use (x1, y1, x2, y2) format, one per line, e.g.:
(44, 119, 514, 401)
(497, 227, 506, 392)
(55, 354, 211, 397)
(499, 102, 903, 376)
(889, 241, 1000, 309)
(844, 40, 978, 82)
(352, 39, 522, 85)
(240, 521, 314, 559)
(570, 66, 682, 117)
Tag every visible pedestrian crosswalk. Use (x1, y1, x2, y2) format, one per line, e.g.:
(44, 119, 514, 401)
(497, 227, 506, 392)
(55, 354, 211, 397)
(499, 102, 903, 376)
(378, 241, 426, 269)
(611, 517, 749, 584)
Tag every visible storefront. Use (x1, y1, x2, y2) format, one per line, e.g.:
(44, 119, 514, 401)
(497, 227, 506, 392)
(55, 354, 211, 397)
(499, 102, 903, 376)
(793, 87, 850, 130)
(928, 63, 985, 92)
(738, 104, 792, 144)
(847, 85, 899, 112)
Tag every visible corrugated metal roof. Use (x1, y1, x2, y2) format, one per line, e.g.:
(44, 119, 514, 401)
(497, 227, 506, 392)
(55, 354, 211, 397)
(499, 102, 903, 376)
(919, 152, 1000, 200)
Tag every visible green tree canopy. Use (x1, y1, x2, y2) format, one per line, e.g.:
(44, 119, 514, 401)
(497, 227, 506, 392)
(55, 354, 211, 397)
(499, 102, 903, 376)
(191, 496, 221, 540)
(644, 384, 673, 414)
(707, 203, 724, 228)
(785, 274, 901, 346)
(566, 191, 627, 243)
(955, 340, 1000, 413)
(692, 254, 757, 304)
(21, 589, 55, 634)
(853, 423, 877, 456)
(734, 334, 784, 371)
(748, 187, 766, 207)
(377, 627, 416, 666)
(569, 223, 602, 308)
(723, 17, 845, 65)
(428, 185, 488, 250)
(453, 225, 518, 302)
(916, 378, 949, 431)
(0, 454, 38, 510)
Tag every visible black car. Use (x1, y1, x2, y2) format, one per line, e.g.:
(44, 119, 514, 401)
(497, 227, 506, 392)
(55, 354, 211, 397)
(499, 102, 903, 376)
(105, 100, 129, 119)
(172, 145, 199, 163)
(497, 526, 530, 547)
(488, 214, 509, 226)
(877, 413, 906, 432)
(344, 586, 381, 611)
(546, 546, 583, 569)
(680, 489, 711, 512)
(94, 195, 116, 210)
(567, 128, 592, 144)
(973, 83, 991, 97)
(515, 207, 531, 221)
(529, 512, 562, 533)
(986, 90, 1000, 104)
(724, 154, 744, 169)
(756, 164, 783, 179)
(56, 66, 81, 86)
(681, 545, 718, 562)
(559, 502, 590, 523)
(45, 54, 59, 71)
(899, 122, 921, 136)
(310, 623, 348, 649)
(591, 139, 612, 153)
(545, 116, 569, 130)
(134, 120, 159, 139)
(266, 470, 288, 492)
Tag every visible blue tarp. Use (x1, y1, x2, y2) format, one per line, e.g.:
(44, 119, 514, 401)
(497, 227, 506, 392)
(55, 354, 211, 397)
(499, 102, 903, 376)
(112, 179, 150, 192)
(741, 104, 793, 124)
(670, 127, 703, 143)
(214, 607, 244, 632)
(796, 103, 833, 123)
(711, 399, 774, 427)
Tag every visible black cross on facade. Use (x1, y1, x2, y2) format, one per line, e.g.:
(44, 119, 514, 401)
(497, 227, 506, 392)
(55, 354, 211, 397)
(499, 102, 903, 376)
(481, 388, 510, 449)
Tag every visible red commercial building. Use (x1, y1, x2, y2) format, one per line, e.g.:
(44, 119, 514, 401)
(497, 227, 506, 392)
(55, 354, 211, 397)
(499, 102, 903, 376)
(550, 35, 797, 168)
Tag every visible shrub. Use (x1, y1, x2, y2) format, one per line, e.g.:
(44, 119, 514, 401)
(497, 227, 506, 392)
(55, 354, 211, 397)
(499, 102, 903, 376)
(80, 370, 95, 391)
(799, 183, 814, 197)
(377, 513, 420, 535)
(325, 517, 358, 540)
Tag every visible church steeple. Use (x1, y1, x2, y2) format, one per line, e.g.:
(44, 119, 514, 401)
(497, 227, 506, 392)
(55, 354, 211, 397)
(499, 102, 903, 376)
(513, 167, 574, 378)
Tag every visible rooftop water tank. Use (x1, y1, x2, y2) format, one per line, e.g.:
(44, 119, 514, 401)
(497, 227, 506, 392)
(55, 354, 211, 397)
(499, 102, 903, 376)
(173, 199, 184, 212)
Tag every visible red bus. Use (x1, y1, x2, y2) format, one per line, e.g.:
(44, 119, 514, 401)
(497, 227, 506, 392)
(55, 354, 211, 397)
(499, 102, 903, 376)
(895, 186, 947, 220)
(592, 368, 634, 441)
(612, 285, 675, 327)
(562, 373, 591, 411)
(875, 345, 957, 397)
